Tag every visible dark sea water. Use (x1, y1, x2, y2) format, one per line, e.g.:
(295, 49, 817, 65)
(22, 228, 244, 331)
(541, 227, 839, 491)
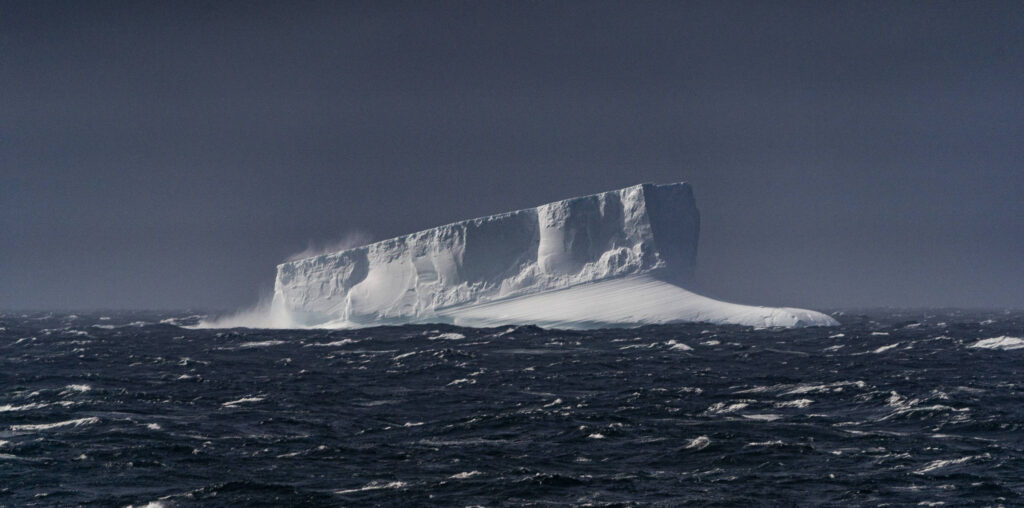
(2, 310, 1023, 507)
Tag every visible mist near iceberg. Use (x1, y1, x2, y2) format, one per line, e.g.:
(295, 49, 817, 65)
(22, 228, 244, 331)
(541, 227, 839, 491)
(199, 232, 372, 328)
(283, 231, 374, 262)
(198, 292, 292, 329)
(202, 183, 836, 329)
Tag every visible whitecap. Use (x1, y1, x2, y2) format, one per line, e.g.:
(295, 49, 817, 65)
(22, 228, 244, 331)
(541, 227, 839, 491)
(222, 396, 264, 407)
(745, 440, 785, 447)
(705, 402, 748, 414)
(11, 416, 100, 431)
(494, 327, 517, 337)
(587, 433, 605, 439)
(914, 453, 990, 474)
(450, 471, 482, 479)
(63, 384, 92, 393)
(336, 480, 407, 495)
(970, 336, 1024, 350)
(306, 339, 358, 347)
(447, 378, 475, 386)
(781, 380, 866, 395)
(775, 399, 813, 408)
(685, 435, 710, 450)
(872, 343, 900, 353)
(237, 340, 284, 348)
(125, 501, 168, 508)
(276, 444, 328, 458)
(743, 414, 782, 421)
(881, 391, 968, 421)
(0, 402, 49, 412)
(428, 333, 465, 341)
(665, 340, 692, 351)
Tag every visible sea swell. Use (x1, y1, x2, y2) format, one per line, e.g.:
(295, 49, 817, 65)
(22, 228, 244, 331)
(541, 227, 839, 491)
(1, 309, 1023, 506)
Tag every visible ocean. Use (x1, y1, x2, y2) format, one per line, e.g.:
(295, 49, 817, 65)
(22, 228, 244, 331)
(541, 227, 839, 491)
(1, 310, 1022, 506)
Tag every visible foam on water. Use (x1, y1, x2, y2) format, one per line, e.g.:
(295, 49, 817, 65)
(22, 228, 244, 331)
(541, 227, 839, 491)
(221, 396, 265, 407)
(336, 481, 408, 495)
(10, 417, 100, 432)
(685, 435, 711, 450)
(0, 402, 50, 412)
(237, 340, 285, 348)
(970, 336, 1024, 350)
(914, 454, 991, 474)
(305, 339, 358, 347)
(427, 332, 466, 341)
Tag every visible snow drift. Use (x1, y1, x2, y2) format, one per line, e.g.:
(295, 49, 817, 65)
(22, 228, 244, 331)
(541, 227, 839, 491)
(263, 183, 836, 329)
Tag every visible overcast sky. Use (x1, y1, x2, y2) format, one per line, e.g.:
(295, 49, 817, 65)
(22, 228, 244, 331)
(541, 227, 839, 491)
(2, 0, 1022, 311)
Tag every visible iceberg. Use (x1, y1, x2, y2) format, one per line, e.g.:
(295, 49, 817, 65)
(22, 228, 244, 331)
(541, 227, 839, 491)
(269, 183, 837, 329)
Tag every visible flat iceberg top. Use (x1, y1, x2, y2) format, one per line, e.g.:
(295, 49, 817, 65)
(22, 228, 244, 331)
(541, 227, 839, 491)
(268, 182, 837, 329)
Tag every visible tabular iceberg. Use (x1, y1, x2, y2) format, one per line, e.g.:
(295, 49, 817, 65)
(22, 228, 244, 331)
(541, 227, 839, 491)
(269, 183, 837, 329)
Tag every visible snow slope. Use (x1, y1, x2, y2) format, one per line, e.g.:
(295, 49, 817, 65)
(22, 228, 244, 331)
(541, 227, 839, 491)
(268, 183, 837, 329)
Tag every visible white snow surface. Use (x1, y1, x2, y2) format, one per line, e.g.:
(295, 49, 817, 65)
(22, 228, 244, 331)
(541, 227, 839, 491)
(253, 182, 835, 329)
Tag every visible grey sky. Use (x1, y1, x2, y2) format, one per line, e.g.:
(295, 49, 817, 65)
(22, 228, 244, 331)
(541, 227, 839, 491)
(2, 1, 1022, 311)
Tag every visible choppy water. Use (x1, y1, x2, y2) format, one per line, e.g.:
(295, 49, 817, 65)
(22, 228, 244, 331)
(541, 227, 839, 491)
(1, 310, 1023, 506)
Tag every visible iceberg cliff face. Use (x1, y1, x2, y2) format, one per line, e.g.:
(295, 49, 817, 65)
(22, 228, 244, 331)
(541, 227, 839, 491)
(271, 183, 837, 328)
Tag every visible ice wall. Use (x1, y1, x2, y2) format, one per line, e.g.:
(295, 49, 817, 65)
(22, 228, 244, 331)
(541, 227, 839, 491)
(271, 183, 837, 328)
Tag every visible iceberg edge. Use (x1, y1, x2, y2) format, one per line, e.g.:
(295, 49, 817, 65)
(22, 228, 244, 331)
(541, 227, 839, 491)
(263, 182, 837, 329)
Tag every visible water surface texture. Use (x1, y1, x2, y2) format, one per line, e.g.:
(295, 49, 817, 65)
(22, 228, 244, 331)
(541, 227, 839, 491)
(2, 311, 1022, 506)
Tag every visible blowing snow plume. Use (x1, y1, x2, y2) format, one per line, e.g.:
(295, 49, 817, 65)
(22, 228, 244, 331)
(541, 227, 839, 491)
(284, 232, 375, 262)
(196, 232, 373, 329)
